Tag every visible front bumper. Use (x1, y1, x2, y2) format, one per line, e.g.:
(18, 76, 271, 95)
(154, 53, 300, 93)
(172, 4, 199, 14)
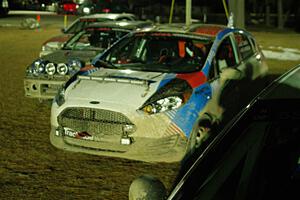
(24, 76, 70, 99)
(50, 125, 187, 163)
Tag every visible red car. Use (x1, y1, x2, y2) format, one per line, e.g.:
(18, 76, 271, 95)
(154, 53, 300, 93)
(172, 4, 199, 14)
(58, 0, 78, 14)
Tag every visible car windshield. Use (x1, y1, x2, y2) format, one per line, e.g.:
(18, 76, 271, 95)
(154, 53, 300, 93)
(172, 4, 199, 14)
(65, 18, 110, 34)
(100, 32, 212, 73)
(63, 28, 130, 51)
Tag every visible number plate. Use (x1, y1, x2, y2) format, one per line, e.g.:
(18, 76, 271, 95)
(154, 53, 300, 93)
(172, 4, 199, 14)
(64, 129, 94, 141)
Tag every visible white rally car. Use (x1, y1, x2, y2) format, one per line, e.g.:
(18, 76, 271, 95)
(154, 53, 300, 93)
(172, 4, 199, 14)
(50, 23, 268, 162)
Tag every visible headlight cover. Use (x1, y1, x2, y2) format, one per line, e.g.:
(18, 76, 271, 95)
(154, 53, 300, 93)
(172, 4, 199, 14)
(41, 45, 50, 52)
(140, 79, 192, 114)
(142, 96, 184, 114)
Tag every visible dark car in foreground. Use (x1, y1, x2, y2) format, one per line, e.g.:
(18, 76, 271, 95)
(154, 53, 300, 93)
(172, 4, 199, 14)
(129, 64, 300, 200)
(24, 20, 152, 100)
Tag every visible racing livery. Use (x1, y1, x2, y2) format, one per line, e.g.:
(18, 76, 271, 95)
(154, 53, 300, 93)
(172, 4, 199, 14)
(50, 23, 268, 162)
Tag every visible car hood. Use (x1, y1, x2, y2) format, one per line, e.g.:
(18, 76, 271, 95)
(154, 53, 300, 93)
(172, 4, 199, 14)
(43, 34, 73, 45)
(65, 68, 168, 108)
(41, 49, 102, 63)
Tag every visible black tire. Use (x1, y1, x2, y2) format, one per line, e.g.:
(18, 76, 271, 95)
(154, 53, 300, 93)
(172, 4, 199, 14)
(187, 115, 212, 156)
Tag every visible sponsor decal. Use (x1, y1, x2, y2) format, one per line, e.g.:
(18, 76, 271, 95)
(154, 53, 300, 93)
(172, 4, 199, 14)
(176, 71, 207, 88)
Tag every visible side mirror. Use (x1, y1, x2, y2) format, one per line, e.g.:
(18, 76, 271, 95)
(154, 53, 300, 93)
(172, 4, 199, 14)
(129, 175, 167, 200)
(220, 67, 242, 81)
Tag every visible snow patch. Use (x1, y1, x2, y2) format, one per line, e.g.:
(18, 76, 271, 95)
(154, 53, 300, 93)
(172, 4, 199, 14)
(262, 47, 300, 61)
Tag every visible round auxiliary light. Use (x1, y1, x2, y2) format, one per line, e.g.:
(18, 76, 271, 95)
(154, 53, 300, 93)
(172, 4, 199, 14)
(33, 60, 45, 74)
(45, 63, 56, 75)
(57, 63, 68, 75)
(68, 59, 83, 74)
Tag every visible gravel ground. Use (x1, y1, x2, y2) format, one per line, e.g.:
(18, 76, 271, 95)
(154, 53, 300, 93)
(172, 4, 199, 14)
(0, 25, 299, 200)
(0, 27, 179, 200)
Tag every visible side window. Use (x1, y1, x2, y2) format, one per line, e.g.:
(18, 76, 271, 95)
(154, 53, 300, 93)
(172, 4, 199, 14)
(66, 21, 85, 34)
(215, 36, 237, 71)
(246, 122, 300, 199)
(234, 33, 254, 60)
(117, 17, 130, 21)
(249, 37, 259, 52)
(208, 59, 218, 80)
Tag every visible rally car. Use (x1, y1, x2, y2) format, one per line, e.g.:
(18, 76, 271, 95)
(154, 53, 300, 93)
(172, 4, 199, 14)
(40, 13, 137, 57)
(50, 23, 268, 162)
(24, 20, 152, 100)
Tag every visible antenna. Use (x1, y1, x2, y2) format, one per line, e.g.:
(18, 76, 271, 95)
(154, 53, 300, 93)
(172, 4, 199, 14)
(227, 12, 234, 28)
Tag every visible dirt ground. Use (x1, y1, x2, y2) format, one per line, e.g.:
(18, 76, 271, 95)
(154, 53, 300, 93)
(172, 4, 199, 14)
(0, 26, 299, 199)
(0, 27, 180, 200)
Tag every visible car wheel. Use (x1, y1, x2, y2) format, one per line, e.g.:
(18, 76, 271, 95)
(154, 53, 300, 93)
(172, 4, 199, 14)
(187, 116, 212, 155)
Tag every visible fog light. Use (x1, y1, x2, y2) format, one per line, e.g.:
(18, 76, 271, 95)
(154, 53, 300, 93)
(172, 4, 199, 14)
(55, 127, 64, 136)
(83, 7, 91, 14)
(120, 137, 133, 145)
(55, 129, 60, 136)
(123, 124, 136, 134)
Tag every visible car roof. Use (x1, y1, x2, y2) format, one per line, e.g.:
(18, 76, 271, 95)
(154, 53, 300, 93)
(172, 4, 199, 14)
(260, 64, 300, 100)
(79, 13, 136, 20)
(85, 20, 153, 30)
(142, 23, 228, 38)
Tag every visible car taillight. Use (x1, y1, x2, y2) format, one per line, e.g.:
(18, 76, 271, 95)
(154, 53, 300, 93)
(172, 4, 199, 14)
(102, 8, 111, 13)
(64, 3, 77, 12)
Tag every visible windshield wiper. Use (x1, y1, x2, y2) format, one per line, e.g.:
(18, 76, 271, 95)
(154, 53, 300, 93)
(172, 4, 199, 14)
(94, 59, 117, 69)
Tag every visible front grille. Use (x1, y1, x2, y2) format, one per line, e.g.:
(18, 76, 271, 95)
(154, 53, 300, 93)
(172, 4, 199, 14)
(58, 107, 135, 136)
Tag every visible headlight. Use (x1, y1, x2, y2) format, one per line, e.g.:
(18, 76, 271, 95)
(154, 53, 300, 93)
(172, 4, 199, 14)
(54, 87, 65, 106)
(26, 66, 34, 75)
(140, 79, 192, 114)
(41, 42, 62, 52)
(33, 59, 46, 75)
(83, 7, 91, 14)
(45, 63, 56, 75)
(57, 63, 68, 75)
(41, 45, 51, 52)
(68, 59, 84, 74)
(142, 96, 184, 114)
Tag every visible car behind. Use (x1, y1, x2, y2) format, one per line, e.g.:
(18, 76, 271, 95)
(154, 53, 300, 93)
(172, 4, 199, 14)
(40, 13, 137, 57)
(24, 20, 152, 100)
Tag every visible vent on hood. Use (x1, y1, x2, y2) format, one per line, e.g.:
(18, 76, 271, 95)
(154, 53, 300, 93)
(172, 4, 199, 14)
(78, 75, 150, 86)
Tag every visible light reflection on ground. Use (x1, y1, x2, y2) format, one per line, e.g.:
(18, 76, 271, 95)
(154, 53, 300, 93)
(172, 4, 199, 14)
(262, 46, 300, 61)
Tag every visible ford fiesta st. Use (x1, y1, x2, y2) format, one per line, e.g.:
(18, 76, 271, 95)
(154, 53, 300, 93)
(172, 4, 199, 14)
(24, 20, 152, 100)
(50, 23, 268, 162)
